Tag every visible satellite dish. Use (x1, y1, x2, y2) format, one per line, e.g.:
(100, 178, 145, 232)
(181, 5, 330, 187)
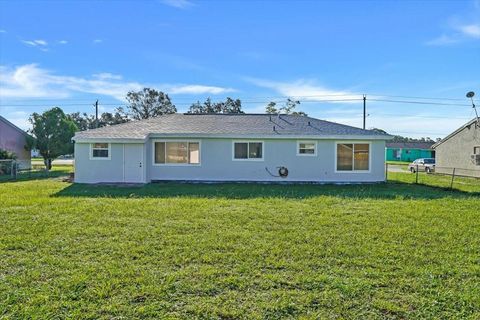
(466, 91, 475, 98)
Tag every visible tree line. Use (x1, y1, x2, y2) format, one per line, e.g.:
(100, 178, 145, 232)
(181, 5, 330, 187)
(67, 88, 307, 130)
(371, 128, 439, 143)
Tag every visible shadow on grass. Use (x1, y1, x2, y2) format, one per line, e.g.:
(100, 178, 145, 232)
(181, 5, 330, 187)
(54, 180, 480, 200)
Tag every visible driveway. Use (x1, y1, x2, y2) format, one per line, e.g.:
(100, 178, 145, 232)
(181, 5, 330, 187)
(388, 164, 408, 173)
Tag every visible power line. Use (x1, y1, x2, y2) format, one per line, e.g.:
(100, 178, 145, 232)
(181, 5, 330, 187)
(0, 92, 474, 104)
(367, 98, 470, 107)
(0, 97, 472, 108)
(366, 93, 466, 101)
(0, 98, 365, 107)
(326, 112, 471, 120)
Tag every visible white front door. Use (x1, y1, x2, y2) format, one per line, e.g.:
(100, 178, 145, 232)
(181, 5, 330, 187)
(124, 144, 144, 183)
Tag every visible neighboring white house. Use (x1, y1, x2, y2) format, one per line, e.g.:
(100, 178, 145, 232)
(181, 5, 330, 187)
(72, 113, 392, 184)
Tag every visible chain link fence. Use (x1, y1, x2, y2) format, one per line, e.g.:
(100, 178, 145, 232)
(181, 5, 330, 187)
(386, 163, 480, 192)
(0, 159, 17, 179)
(0, 159, 73, 182)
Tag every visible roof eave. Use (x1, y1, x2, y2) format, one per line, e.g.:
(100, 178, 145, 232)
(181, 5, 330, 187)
(0, 115, 30, 137)
(432, 118, 479, 149)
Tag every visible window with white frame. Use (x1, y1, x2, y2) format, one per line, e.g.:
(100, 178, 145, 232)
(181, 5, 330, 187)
(154, 141, 200, 164)
(297, 141, 316, 155)
(336, 143, 370, 171)
(233, 142, 263, 160)
(91, 143, 110, 159)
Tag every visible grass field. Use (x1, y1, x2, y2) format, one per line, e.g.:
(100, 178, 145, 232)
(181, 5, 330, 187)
(1, 168, 479, 319)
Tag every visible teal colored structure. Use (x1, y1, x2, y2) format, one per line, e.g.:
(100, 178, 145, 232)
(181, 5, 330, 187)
(385, 142, 435, 162)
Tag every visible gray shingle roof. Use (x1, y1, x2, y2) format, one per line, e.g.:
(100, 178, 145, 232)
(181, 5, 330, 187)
(73, 113, 391, 141)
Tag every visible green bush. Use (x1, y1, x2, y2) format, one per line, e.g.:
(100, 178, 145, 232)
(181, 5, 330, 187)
(0, 148, 16, 160)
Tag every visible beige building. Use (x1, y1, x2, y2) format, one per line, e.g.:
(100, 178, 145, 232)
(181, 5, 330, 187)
(432, 118, 480, 178)
(0, 115, 31, 168)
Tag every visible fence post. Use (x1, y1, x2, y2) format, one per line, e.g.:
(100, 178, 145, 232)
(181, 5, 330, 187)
(450, 168, 456, 189)
(415, 164, 419, 184)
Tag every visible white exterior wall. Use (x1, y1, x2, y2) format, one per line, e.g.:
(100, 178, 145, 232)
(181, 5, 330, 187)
(145, 138, 386, 183)
(75, 138, 386, 183)
(434, 124, 480, 178)
(74, 143, 147, 183)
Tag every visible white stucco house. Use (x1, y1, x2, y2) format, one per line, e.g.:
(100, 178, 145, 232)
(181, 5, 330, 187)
(72, 113, 392, 184)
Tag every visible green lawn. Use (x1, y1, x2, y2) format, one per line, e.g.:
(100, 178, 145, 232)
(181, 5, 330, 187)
(1, 170, 480, 319)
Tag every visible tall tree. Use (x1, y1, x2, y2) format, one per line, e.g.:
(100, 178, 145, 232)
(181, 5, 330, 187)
(29, 107, 77, 170)
(265, 98, 307, 116)
(265, 101, 278, 114)
(99, 108, 130, 126)
(69, 112, 95, 131)
(69, 108, 129, 131)
(187, 97, 244, 114)
(125, 88, 176, 120)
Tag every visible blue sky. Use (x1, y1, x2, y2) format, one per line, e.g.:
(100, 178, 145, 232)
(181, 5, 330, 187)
(0, 0, 479, 138)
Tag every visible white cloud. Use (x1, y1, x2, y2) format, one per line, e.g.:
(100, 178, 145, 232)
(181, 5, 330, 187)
(457, 24, 480, 38)
(58, 40, 68, 44)
(168, 84, 235, 95)
(426, 23, 480, 45)
(34, 39, 47, 46)
(246, 78, 361, 103)
(22, 39, 48, 47)
(0, 30, 6, 33)
(21, 40, 37, 46)
(93, 73, 123, 81)
(0, 64, 236, 101)
(425, 34, 459, 46)
(93, 39, 102, 44)
(161, 0, 193, 9)
(426, 3, 480, 46)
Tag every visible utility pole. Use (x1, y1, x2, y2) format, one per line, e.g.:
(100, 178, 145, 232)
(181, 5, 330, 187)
(94, 99, 99, 128)
(363, 94, 366, 130)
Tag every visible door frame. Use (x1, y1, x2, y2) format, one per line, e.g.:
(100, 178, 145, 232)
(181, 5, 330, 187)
(123, 144, 145, 183)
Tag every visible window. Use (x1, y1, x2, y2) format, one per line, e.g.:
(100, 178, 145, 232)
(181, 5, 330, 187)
(233, 142, 263, 160)
(154, 141, 200, 165)
(336, 143, 370, 171)
(474, 146, 480, 155)
(91, 143, 110, 159)
(297, 141, 316, 156)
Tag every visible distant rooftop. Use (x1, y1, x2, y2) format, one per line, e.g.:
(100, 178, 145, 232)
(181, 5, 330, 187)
(73, 113, 392, 141)
(386, 142, 435, 149)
